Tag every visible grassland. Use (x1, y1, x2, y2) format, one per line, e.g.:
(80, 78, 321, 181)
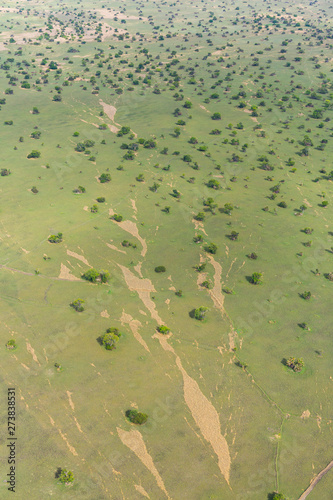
(0, 0, 332, 498)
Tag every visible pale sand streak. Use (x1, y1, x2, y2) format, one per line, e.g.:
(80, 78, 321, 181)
(119, 265, 231, 483)
(156, 335, 231, 484)
(135, 484, 150, 498)
(67, 249, 91, 267)
(117, 428, 170, 499)
(120, 310, 150, 352)
(58, 263, 81, 281)
(118, 265, 162, 325)
(26, 342, 41, 366)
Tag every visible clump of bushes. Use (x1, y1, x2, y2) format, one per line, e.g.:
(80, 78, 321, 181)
(82, 269, 110, 283)
(48, 232, 63, 243)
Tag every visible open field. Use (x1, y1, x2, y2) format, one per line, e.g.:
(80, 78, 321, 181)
(0, 0, 332, 498)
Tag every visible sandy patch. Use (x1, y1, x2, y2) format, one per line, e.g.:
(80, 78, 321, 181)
(58, 263, 81, 281)
(134, 262, 143, 277)
(96, 8, 148, 20)
(131, 199, 137, 213)
(118, 266, 162, 324)
(26, 342, 41, 366)
(117, 428, 170, 499)
(301, 410, 310, 419)
(67, 249, 91, 267)
(21, 248, 29, 254)
(192, 218, 208, 235)
(58, 428, 78, 456)
(120, 310, 150, 352)
(200, 105, 210, 113)
(74, 416, 83, 433)
(20, 363, 30, 371)
(155, 335, 231, 484)
(112, 219, 147, 257)
(67, 391, 75, 411)
(135, 484, 150, 498)
(101, 310, 110, 318)
(83, 206, 89, 212)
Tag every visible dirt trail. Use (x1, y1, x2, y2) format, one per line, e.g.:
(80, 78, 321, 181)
(298, 460, 333, 499)
(117, 428, 170, 499)
(118, 265, 163, 325)
(156, 335, 231, 484)
(120, 310, 150, 352)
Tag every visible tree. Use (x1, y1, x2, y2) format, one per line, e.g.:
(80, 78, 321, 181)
(250, 272, 263, 285)
(82, 269, 100, 282)
(206, 179, 220, 189)
(212, 112, 221, 120)
(6, 339, 17, 350)
(269, 493, 287, 500)
(58, 469, 74, 484)
(27, 150, 41, 159)
(32, 107, 39, 114)
(70, 299, 85, 312)
(125, 409, 148, 425)
(204, 242, 217, 254)
(300, 291, 311, 300)
(194, 306, 209, 320)
(286, 357, 304, 372)
(99, 173, 111, 183)
(100, 328, 121, 350)
(157, 325, 170, 334)
(194, 212, 205, 221)
(48, 233, 63, 243)
(112, 214, 123, 222)
(155, 265, 166, 273)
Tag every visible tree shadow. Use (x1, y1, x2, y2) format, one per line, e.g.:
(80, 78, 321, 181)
(281, 358, 288, 367)
(55, 467, 62, 479)
(189, 309, 196, 319)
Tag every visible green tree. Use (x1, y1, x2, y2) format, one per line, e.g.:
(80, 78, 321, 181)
(155, 265, 166, 273)
(194, 306, 209, 320)
(70, 299, 85, 312)
(27, 150, 41, 159)
(58, 469, 74, 484)
(99, 173, 111, 183)
(250, 272, 263, 285)
(157, 325, 170, 334)
(82, 269, 100, 282)
(100, 328, 121, 350)
(125, 409, 148, 425)
(286, 357, 304, 372)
